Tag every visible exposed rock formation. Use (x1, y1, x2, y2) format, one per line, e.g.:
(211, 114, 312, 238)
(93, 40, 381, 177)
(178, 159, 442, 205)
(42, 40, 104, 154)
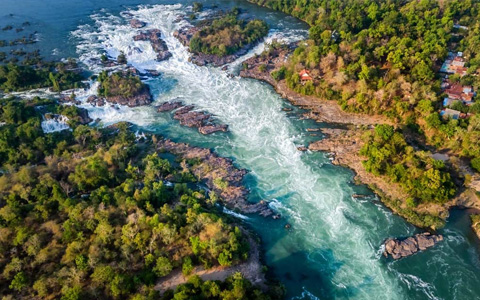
(156, 100, 184, 112)
(87, 95, 106, 107)
(59, 94, 80, 105)
(44, 107, 92, 126)
(383, 232, 443, 259)
(134, 29, 172, 61)
(76, 107, 93, 124)
(198, 124, 228, 134)
(156, 139, 273, 217)
(102, 85, 151, 107)
(158, 102, 228, 135)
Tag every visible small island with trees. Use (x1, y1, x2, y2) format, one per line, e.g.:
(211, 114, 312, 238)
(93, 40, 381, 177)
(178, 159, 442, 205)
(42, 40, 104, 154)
(174, 8, 269, 66)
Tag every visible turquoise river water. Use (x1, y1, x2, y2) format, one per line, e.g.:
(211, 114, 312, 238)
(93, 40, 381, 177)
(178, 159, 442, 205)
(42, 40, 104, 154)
(2, 1, 480, 299)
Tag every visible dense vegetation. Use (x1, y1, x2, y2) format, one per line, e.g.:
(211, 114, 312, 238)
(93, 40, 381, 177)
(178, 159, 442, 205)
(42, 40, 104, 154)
(0, 60, 84, 92)
(0, 97, 90, 167)
(162, 273, 281, 300)
(0, 97, 278, 299)
(97, 71, 146, 98)
(190, 10, 268, 57)
(360, 125, 456, 205)
(250, 0, 480, 184)
(253, 0, 479, 114)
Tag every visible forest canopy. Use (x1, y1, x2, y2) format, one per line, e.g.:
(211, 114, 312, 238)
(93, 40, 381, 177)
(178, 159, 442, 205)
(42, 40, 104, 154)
(0, 97, 278, 299)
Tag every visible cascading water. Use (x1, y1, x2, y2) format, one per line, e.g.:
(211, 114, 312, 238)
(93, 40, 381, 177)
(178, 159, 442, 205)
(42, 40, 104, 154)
(41, 114, 70, 133)
(61, 3, 480, 299)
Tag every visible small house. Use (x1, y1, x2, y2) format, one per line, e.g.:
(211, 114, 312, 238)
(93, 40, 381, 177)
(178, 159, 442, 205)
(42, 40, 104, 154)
(445, 83, 474, 103)
(440, 52, 468, 77)
(299, 69, 313, 81)
(440, 108, 462, 120)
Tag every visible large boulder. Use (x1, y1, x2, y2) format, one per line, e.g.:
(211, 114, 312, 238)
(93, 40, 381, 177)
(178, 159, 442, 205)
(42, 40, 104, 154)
(383, 232, 443, 260)
(106, 85, 152, 107)
(157, 101, 184, 112)
(77, 107, 93, 124)
(199, 124, 228, 134)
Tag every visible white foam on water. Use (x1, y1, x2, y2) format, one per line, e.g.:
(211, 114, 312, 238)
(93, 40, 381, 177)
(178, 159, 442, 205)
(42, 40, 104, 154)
(41, 115, 70, 133)
(222, 206, 249, 220)
(291, 288, 321, 300)
(70, 4, 446, 300)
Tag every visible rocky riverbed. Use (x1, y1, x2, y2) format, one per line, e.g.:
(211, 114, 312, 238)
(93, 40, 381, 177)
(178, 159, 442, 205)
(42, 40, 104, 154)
(156, 138, 273, 217)
(133, 29, 172, 61)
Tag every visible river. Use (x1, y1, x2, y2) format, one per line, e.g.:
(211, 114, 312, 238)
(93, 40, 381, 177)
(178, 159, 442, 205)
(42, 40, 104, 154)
(2, 1, 480, 299)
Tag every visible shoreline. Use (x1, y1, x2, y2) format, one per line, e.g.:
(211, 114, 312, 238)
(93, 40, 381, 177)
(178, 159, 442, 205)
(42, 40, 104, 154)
(239, 54, 392, 126)
(239, 52, 480, 230)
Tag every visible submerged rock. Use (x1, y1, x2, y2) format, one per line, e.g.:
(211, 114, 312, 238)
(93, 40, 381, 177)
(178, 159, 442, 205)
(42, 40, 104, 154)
(130, 19, 146, 28)
(383, 232, 443, 259)
(144, 69, 161, 77)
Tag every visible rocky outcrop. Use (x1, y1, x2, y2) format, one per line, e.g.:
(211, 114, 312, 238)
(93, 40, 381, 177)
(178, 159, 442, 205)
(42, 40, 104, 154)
(158, 102, 228, 135)
(173, 27, 198, 47)
(87, 95, 106, 107)
(44, 107, 92, 126)
(59, 94, 80, 105)
(77, 107, 93, 124)
(383, 232, 443, 259)
(156, 139, 273, 217)
(130, 19, 146, 28)
(198, 124, 228, 134)
(174, 109, 210, 127)
(133, 29, 172, 61)
(156, 100, 184, 112)
(105, 85, 152, 107)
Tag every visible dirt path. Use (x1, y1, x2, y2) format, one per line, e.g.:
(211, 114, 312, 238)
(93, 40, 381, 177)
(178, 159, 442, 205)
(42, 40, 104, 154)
(155, 230, 265, 293)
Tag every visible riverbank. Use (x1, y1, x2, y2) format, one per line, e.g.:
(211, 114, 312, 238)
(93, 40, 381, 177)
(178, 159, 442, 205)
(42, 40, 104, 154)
(308, 128, 446, 229)
(156, 138, 274, 217)
(239, 49, 391, 126)
(240, 47, 480, 231)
